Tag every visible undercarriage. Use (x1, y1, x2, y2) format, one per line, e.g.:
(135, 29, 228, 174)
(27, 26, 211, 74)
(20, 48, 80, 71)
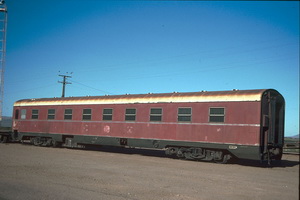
(165, 146, 232, 164)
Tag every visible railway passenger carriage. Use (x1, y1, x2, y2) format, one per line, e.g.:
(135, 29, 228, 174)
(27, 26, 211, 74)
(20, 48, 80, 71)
(11, 89, 285, 163)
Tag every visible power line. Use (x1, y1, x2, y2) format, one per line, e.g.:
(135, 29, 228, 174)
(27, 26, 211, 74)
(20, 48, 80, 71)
(71, 79, 114, 95)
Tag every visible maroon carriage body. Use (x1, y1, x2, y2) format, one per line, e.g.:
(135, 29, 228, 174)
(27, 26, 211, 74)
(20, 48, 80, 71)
(12, 89, 285, 162)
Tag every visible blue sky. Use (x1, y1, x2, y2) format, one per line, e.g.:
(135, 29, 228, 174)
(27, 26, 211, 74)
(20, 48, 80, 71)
(3, 1, 299, 136)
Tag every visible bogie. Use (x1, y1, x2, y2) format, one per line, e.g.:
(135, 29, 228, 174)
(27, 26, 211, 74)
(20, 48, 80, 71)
(165, 146, 232, 163)
(30, 137, 54, 147)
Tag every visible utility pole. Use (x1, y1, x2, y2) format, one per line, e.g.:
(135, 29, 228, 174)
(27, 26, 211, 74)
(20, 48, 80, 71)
(58, 74, 72, 98)
(0, 0, 7, 122)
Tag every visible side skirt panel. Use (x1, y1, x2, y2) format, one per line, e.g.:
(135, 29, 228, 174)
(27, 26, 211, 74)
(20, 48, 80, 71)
(17, 132, 260, 160)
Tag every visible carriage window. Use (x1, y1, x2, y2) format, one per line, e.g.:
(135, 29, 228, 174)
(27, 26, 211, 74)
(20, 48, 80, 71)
(209, 108, 225, 123)
(47, 109, 55, 120)
(125, 108, 136, 121)
(103, 108, 113, 121)
(178, 108, 192, 122)
(31, 109, 39, 119)
(150, 108, 162, 122)
(82, 109, 92, 120)
(21, 109, 27, 119)
(64, 109, 73, 120)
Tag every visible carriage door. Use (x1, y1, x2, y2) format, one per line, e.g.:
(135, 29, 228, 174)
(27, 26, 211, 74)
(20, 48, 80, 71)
(261, 90, 285, 161)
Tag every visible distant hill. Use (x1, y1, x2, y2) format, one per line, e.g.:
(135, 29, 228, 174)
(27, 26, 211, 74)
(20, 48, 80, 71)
(0, 116, 12, 127)
(289, 134, 299, 139)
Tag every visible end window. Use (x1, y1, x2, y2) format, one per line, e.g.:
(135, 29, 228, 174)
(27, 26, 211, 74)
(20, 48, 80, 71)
(209, 108, 225, 123)
(178, 108, 192, 122)
(21, 109, 27, 120)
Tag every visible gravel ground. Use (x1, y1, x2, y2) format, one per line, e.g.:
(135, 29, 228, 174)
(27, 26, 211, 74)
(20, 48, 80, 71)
(0, 143, 299, 200)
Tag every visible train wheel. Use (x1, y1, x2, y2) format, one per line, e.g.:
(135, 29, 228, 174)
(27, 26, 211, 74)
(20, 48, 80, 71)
(0, 135, 8, 143)
(33, 137, 42, 146)
(274, 149, 283, 161)
(183, 151, 193, 160)
(52, 139, 58, 147)
(52, 139, 62, 148)
(214, 154, 231, 164)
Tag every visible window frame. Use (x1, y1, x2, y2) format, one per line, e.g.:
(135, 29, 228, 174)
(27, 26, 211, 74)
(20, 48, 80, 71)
(47, 109, 56, 120)
(125, 108, 136, 121)
(102, 108, 113, 121)
(64, 109, 73, 120)
(82, 108, 92, 121)
(31, 109, 39, 119)
(150, 108, 163, 122)
(209, 107, 225, 123)
(177, 107, 192, 122)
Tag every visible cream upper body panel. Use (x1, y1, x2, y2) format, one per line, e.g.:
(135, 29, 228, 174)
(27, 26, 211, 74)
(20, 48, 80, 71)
(14, 89, 266, 107)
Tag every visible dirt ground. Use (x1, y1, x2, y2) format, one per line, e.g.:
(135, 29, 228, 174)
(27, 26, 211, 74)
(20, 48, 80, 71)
(0, 143, 299, 200)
